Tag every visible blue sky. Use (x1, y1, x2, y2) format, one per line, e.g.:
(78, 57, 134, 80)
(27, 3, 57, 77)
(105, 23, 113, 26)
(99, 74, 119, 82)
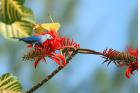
(0, 0, 137, 92)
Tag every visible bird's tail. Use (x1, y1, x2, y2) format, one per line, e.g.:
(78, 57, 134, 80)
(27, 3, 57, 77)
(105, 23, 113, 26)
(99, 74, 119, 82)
(11, 37, 22, 41)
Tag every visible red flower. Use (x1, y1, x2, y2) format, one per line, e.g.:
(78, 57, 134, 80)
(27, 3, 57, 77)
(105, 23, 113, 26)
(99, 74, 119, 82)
(128, 48, 138, 57)
(125, 62, 138, 78)
(102, 48, 138, 78)
(125, 48, 138, 78)
(24, 30, 80, 68)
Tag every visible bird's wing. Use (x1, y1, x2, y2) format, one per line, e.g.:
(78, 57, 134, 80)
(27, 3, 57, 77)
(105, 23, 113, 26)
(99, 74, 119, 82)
(19, 36, 41, 44)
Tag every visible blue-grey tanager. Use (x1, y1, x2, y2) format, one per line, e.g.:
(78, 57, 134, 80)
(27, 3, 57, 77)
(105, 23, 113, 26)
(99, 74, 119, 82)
(13, 34, 53, 47)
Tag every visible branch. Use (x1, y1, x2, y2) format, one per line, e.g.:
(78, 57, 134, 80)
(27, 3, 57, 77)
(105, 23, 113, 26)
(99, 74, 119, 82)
(77, 48, 102, 55)
(26, 48, 103, 93)
(25, 47, 137, 93)
(26, 49, 79, 93)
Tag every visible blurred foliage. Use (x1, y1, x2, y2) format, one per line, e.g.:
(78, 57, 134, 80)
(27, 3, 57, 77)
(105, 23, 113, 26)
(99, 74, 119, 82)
(0, 73, 23, 93)
(128, 11, 138, 48)
(0, 0, 35, 39)
(56, 0, 77, 23)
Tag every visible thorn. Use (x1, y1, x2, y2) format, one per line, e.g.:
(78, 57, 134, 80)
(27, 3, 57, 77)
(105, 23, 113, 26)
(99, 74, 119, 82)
(102, 59, 108, 64)
(103, 48, 108, 54)
(113, 60, 117, 65)
(107, 60, 112, 66)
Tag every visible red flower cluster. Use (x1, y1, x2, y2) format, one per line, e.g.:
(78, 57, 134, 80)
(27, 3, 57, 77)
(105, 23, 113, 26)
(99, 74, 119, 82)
(25, 30, 80, 68)
(125, 48, 138, 78)
(102, 48, 138, 78)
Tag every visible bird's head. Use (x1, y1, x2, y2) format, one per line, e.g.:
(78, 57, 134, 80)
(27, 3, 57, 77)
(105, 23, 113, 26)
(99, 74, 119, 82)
(44, 34, 54, 40)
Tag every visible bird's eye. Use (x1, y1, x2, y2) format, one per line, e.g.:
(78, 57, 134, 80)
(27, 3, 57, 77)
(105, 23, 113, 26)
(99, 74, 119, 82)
(48, 35, 53, 39)
(50, 36, 52, 38)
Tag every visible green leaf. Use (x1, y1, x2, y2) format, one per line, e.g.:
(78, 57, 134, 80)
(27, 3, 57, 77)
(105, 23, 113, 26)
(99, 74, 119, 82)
(1, 0, 32, 23)
(0, 73, 23, 93)
(0, 20, 33, 38)
(19, 0, 25, 4)
(0, 0, 35, 39)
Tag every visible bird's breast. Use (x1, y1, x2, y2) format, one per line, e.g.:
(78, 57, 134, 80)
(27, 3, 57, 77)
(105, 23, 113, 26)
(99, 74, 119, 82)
(40, 37, 47, 43)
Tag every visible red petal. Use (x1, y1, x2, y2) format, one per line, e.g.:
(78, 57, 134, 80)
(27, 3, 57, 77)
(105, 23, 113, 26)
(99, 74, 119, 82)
(55, 54, 67, 66)
(128, 48, 138, 57)
(51, 56, 63, 66)
(125, 69, 130, 78)
(41, 57, 47, 64)
(51, 54, 67, 67)
(27, 44, 32, 48)
(125, 67, 132, 78)
(34, 58, 42, 68)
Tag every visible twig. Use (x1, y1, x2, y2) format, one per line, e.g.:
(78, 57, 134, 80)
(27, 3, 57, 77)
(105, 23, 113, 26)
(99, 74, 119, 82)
(26, 49, 78, 93)
(26, 48, 103, 93)
(77, 48, 102, 55)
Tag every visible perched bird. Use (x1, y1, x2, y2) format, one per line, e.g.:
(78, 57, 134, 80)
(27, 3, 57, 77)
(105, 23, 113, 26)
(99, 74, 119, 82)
(12, 34, 53, 47)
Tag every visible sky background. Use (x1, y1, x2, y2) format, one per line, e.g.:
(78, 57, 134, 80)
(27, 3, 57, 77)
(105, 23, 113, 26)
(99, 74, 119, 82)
(0, 0, 138, 93)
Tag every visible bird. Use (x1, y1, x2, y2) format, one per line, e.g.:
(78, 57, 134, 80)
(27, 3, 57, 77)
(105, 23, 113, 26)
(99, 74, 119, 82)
(12, 34, 53, 47)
